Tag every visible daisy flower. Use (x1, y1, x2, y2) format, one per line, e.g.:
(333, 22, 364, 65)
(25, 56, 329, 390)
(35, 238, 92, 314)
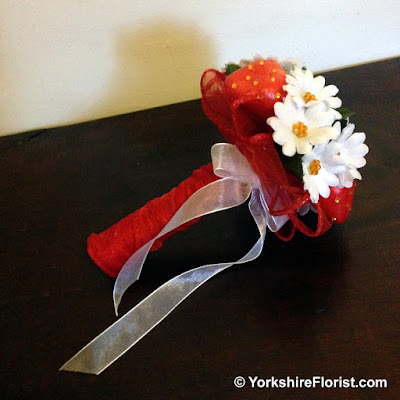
(284, 67, 342, 109)
(323, 122, 369, 188)
(302, 144, 346, 203)
(267, 96, 341, 157)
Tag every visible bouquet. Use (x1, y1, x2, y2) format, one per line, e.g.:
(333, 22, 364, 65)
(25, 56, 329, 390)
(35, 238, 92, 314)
(61, 57, 368, 374)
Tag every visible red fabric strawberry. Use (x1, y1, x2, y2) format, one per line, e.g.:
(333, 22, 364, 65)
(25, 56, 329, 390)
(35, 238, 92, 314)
(224, 60, 287, 120)
(318, 183, 356, 224)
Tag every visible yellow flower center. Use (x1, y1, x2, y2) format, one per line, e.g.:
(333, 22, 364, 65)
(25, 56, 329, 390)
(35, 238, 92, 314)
(308, 160, 321, 175)
(293, 122, 308, 137)
(304, 92, 316, 103)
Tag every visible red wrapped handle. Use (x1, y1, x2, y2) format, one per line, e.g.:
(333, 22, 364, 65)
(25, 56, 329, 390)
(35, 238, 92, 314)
(87, 163, 219, 277)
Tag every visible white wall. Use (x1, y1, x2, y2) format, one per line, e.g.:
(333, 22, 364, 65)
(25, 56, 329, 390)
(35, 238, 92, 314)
(1, 0, 399, 136)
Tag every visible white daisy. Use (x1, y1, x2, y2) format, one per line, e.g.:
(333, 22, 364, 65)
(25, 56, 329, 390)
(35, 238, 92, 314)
(267, 97, 341, 157)
(302, 144, 346, 203)
(323, 122, 369, 188)
(284, 67, 342, 109)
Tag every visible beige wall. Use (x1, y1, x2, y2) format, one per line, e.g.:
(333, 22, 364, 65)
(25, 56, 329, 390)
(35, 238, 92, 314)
(1, 0, 399, 136)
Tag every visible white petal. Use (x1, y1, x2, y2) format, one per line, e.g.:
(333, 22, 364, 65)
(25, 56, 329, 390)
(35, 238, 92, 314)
(338, 171, 355, 187)
(311, 75, 325, 94)
(326, 97, 342, 108)
(346, 132, 366, 147)
(314, 176, 331, 198)
(350, 168, 362, 180)
(309, 189, 320, 203)
(332, 109, 342, 120)
(285, 86, 300, 96)
(293, 95, 305, 108)
(327, 173, 339, 188)
(318, 108, 342, 126)
(268, 117, 289, 132)
(282, 140, 297, 156)
(302, 153, 314, 165)
(292, 66, 304, 80)
(319, 84, 339, 98)
(274, 99, 298, 121)
(286, 75, 297, 85)
(314, 142, 329, 155)
(333, 121, 342, 135)
(351, 144, 369, 157)
(273, 102, 287, 120)
(266, 116, 276, 127)
(341, 123, 355, 140)
(304, 103, 331, 126)
(308, 127, 339, 144)
(324, 141, 341, 157)
(296, 139, 312, 154)
(324, 159, 348, 174)
(343, 181, 354, 188)
(303, 177, 319, 203)
(346, 156, 366, 168)
(304, 69, 314, 84)
(304, 100, 320, 108)
(273, 129, 290, 145)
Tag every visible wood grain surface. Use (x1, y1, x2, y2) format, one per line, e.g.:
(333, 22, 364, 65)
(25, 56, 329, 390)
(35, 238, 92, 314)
(1, 58, 399, 399)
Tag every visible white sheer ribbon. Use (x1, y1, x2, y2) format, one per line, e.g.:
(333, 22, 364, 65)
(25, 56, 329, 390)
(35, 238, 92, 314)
(60, 143, 288, 375)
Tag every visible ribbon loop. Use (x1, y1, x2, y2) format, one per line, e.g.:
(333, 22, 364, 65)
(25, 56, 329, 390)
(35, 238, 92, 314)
(211, 143, 257, 185)
(113, 176, 252, 314)
(113, 143, 258, 314)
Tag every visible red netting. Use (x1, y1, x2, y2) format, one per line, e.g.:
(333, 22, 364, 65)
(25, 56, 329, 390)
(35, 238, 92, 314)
(201, 68, 332, 240)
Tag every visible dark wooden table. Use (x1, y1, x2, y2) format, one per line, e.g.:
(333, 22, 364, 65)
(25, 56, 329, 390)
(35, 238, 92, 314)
(1, 58, 399, 399)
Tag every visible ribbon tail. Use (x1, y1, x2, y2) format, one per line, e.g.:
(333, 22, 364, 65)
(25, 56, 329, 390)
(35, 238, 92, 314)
(113, 177, 252, 314)
(60, 190, 268, 375)
(61, 263, 235, 375)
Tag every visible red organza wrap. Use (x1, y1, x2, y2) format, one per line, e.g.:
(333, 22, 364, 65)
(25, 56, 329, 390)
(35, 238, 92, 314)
(88, 68, 332, 277)
(88, 163, 218, 277)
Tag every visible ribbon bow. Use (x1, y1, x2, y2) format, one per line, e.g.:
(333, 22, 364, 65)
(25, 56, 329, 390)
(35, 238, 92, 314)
(60, 143, 288, 374)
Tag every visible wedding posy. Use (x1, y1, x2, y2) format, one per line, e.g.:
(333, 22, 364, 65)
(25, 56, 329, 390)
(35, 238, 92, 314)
(61, 57, 368, 375)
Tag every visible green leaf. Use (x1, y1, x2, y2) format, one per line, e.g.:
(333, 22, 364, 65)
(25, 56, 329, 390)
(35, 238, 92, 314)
(274, 143, 303, 181)
(225, 63, 241, 76)
(337, 107, 355, 120)
(337, 107, 355, 129)
(282, 153, 303, 180)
